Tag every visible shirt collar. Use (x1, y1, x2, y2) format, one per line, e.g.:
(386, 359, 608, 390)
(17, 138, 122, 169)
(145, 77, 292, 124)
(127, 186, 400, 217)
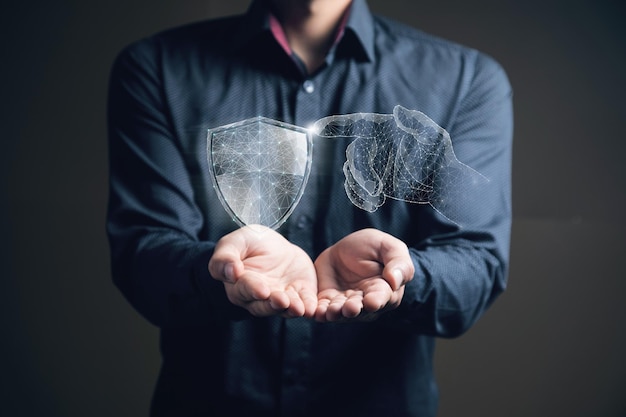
(231, 0, 374, 63)
(342, 0, 375, 62)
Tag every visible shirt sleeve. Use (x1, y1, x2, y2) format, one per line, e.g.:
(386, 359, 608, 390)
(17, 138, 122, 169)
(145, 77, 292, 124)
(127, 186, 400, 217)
(106, 40, 249, 327)
(387, 52, 514, 338)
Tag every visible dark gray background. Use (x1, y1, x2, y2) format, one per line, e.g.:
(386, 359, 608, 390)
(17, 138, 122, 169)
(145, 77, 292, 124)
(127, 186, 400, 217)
(2, 0, 624, 416)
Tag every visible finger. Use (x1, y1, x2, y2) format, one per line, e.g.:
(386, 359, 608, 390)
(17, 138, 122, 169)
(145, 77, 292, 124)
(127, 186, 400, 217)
(382, 249, 415, 291)
(383, 264, 414, 290)
(209, 243, 245, 283)
(341, 294, 364, 319)
(298, 288, 319, 319)
(238, 285, 290, 318)
(326, 294, 348, 322)
(281, 288, 306, 318)
(316, 288, 339, 304)
(361, 280, 393, 312)
(315, 298, 331, 322)
(379, 240, 414, 290)
(234, 273, 271, 302)
(362, 289, 392, 312)
(268, 290, 291, 312)
(315, 288, 340, 322)
(387, 286, 405, 309)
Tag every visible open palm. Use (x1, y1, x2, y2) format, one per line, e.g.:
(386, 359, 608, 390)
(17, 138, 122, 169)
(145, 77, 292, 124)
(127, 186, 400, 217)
(209, 225, 318, 318)
(314, 229, 414, 322)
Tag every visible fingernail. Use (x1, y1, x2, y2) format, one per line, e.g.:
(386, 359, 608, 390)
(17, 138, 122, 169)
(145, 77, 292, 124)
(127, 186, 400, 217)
(392, 269, 403, 286)
(224, 263, 235, 282)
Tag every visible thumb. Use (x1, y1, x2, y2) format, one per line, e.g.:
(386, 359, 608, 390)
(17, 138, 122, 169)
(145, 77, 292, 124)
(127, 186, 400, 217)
(382, 261, 414, 291)
(208, 242, 245, 283)
(378, 238, 415, 291)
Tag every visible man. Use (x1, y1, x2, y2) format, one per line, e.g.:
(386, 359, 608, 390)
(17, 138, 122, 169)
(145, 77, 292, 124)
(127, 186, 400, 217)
(107, 0, 513, 416)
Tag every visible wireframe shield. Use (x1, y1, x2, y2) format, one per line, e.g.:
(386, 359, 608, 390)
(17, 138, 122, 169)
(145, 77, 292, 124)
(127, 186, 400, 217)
(207, 117, 312, 230)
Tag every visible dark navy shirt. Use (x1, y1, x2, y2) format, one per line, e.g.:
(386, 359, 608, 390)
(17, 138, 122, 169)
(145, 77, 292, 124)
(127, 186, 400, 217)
(107, 1, 513, 416)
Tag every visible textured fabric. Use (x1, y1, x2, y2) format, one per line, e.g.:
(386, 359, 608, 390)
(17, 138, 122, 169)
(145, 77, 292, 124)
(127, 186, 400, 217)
(106, 0, 513, 416)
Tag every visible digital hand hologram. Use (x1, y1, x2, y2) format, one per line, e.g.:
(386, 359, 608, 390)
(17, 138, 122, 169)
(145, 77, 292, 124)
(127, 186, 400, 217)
(311, 105, 489, 226)
(207, 105, 488, 229)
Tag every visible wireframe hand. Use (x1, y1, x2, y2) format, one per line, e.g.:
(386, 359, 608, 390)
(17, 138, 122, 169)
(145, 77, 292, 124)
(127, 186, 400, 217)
(314, 229, 414, 322)
(209, 225, 318, 318)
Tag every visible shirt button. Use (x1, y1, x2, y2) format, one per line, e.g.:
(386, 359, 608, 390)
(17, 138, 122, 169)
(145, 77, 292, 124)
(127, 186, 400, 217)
(296, 215, 311, 229)
(303, 80, 315, 94)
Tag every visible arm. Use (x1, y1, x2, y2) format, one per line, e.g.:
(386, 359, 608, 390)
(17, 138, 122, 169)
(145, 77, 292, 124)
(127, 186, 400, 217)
(393, 53, 513, 337)
(106, 41, 235, 327)
(107, 41, 317, 327)
(107, 41, 317, 326)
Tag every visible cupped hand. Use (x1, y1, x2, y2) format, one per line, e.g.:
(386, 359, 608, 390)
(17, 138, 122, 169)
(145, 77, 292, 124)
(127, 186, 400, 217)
(208, 225, 318, 318)
(314, 228, 414, 322)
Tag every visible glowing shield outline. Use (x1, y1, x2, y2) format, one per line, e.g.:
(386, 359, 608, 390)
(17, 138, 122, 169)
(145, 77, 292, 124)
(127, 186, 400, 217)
(207, 117, 313, 230)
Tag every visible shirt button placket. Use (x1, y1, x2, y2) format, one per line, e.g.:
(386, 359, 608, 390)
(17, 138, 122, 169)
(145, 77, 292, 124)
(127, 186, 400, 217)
(288, 74, 322, 255)
(278, 76, 320, 417)
(279, 318, 312, 417)
(294, 77, 320, 126)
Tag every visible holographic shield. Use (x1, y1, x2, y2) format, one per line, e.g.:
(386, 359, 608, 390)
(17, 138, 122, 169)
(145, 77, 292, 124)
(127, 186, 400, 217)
(207, 117, 312, 230)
